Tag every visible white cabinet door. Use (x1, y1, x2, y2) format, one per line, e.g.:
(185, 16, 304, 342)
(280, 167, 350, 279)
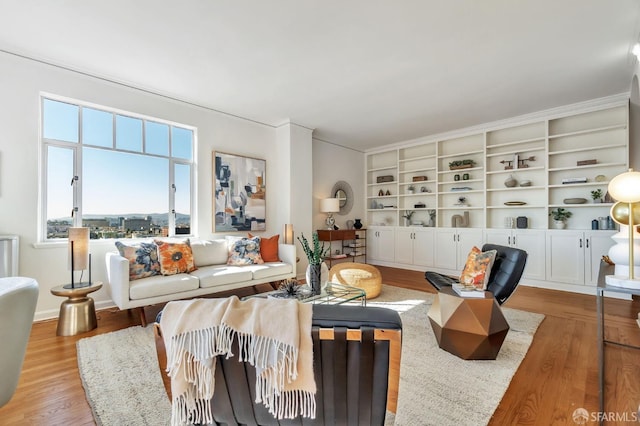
(435, 228, 458, 270)
(376, 228, 395, 262)
(435, 228, 482, 270)
(513, 230, 546, 281)
(368, 227, 395, 263)
(456, 228, 484, 269)
(484, 229, 512, 247)
(546, 231, 585, 285)
(585, 231, 615, 286)
(413, 228, 435, 267)
(367, 228, 381, 261)
(394, 228, 414, 264)
(485, 229, 545, 281)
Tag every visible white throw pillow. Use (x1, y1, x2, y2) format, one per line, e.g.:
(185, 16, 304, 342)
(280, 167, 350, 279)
(190, 239, 229, 267)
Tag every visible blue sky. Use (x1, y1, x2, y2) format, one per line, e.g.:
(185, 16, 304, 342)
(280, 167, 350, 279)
(43, 98, 192, 219)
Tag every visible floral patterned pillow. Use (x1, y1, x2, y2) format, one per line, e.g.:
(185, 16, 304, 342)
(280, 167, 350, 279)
(154, 239, 197, 276)
(227, 236, 264, 266)
(115, 241, 161, 281)
(459, 246, 497, 290)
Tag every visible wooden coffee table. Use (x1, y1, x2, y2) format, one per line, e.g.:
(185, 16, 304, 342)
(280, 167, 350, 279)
(427, 286, 509, 360)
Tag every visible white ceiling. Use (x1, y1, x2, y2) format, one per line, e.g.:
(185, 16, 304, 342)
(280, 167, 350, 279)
(1, 1, 639, 151)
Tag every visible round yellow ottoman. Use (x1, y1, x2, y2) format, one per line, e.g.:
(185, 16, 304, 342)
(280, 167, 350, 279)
(328, 262, 382, 299)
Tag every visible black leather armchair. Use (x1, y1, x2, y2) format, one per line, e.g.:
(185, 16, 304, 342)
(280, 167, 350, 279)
(155, 304, 402, 425)
(425, 243, 528, 305)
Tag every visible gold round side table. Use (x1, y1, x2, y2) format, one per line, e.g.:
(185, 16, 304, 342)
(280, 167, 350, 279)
(50, 281, 102, 336)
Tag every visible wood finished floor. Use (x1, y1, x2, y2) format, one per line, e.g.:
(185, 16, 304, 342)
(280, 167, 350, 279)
(1, 267, 639, 425)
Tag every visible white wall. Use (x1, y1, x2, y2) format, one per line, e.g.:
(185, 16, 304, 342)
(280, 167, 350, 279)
(311, 139, 365, 265)
(0, 51, 296, 320)
(312, 140, 364, 231)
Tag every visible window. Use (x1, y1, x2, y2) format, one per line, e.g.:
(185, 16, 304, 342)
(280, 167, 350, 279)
(41, 95, 196, 240)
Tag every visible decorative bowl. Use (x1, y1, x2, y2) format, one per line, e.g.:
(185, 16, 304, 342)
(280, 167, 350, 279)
(519, 180, 532, 187)
(563, 198, 587, 204)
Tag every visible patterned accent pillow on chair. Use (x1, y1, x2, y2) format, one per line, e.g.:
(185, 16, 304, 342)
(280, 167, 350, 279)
(459, 246, 497, 290)
(154, 239, 197, 276)
(227, 236, 264, 265)
(115, 241, 161, 281)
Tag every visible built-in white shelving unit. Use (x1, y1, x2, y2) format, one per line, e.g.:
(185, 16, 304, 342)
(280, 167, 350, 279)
(364, 100, 629, 294)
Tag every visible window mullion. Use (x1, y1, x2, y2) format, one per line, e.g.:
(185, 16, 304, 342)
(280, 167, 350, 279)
(169, 159, 176, 237)
(75, 107, 83, 228)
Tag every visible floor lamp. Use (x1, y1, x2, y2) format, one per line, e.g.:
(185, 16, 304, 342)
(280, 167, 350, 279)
(605, 169, 640, 289)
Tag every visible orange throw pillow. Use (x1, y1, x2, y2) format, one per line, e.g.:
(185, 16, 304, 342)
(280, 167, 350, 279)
(154, 239, 197, 276)
(248, 233, 281, 262)
(459, 246, 497, 290)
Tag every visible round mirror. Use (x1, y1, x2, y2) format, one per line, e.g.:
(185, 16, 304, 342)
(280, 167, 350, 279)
(331, 181, 353, 215)
(335, 189, 347, 208)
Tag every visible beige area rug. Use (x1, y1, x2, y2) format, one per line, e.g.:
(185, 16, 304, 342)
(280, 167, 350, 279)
(77, 285, 544, 426)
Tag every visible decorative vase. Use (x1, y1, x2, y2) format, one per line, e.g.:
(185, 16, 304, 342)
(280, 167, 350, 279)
(353, 219, 363, 229)
(504, 174, 518, 188)
(553, 220, 566, 229)
(305, 262, 329, 295)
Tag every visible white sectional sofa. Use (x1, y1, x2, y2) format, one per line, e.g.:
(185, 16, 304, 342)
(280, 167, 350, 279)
(105, 239, 296, 325)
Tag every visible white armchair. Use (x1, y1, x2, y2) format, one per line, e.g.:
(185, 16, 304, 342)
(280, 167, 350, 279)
(0, 277, 39, 407)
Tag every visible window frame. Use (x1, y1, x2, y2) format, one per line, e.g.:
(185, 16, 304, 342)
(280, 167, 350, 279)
(39, 93, 197, 242)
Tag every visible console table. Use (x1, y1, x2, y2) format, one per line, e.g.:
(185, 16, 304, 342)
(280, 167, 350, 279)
(596, 261, 640, 422)
(317, 228, 367, 267)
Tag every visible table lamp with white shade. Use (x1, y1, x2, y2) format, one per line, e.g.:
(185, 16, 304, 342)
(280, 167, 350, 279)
(66, 227, 92, 289)
(605, 169, 640, 289)
(320, 198, 340, 230)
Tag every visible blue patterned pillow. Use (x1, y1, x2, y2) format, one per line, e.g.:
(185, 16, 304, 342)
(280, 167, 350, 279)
(227, 236, 264, 265)
(115, 241, 161, 281)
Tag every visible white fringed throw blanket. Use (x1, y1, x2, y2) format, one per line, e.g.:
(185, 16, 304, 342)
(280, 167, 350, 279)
(160, 296, 316, 425)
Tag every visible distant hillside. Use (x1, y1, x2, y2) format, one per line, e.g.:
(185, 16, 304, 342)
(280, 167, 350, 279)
(54, 212, 190, 225)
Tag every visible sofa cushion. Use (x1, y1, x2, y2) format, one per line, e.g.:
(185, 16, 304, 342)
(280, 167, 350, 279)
(245, 262, 294, 280)
(248, 233, 281, 262)
(227, 236, 264, 266)
(129, 273, 199, 300)
(190, 265, 254, 288)
(115, 241, 161, 281)
(155, 239, 197, 276)
(191, 240, 228, 267)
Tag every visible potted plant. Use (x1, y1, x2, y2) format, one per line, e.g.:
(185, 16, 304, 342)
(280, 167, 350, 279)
(549, 208, 572, 229)
(591, 189, 603, 203)
(402, 210, 415, 226)
(297, 232, 329, 294)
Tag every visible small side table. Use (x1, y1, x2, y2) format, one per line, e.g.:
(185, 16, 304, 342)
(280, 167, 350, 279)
(427, 286, 510, 360)
(50, 281, 102, 336)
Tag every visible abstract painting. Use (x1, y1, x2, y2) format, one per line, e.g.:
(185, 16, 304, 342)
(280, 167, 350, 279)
(213, 152, 266, 232)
